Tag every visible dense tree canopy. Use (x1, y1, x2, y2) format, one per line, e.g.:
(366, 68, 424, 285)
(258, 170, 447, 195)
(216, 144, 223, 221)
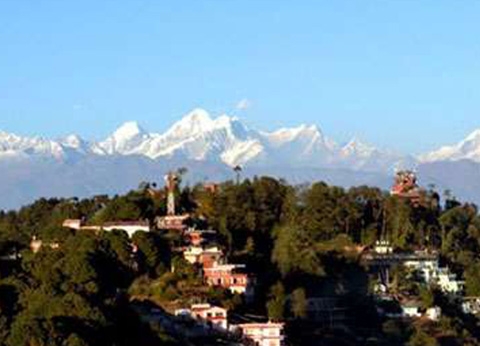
(0, 176, 480, 345)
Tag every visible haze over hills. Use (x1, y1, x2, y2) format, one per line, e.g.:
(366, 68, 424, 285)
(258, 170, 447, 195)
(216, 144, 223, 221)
(0, 108, 479, 209)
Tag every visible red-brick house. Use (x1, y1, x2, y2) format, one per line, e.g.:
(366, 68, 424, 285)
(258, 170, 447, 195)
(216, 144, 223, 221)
(203, 264, 254, 298)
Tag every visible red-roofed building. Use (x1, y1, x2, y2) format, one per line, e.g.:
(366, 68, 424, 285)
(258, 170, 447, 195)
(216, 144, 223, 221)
(156, 215, 190, 231)
(185, 229, 217, 246)
(183, 246, 224, 269)
(204, 264, 254, 298)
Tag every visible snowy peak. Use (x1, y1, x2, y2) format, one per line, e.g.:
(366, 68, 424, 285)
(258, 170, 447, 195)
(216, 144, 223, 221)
(159, 110, 259, 164)
(341, 138, 376, 157)
(422, 129, 480, 163)
(338, 137, 415, 173)
(0, 108, 416, 173)
(267, 124, 322, 144)
(464, 129, 480, 143)
(112, 121, 146, 140)
(164, 108, 215, 140)
(459, 129, 480, 156)
(0, 130, 66, 159)
(61, 134, 86, 149)
(96, 121, 149, 155)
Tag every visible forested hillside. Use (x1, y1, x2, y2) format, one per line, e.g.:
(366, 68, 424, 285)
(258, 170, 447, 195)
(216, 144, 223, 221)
(1, 176, 480, 345)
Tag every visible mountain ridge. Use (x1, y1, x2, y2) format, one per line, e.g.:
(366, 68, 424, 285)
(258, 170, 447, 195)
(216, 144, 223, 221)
(0, 108, 414, 173)
(1, 109, 480, 209)
(421, 129, 480, 163)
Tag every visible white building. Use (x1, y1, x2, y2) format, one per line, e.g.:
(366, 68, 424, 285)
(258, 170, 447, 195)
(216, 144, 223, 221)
(426, 307, 442, 321)
(435, 268, 464, 294)
(63, 219, 150, 238)
(156, 215, 189, 231)
(235, 322, 285, 346)
(463, 298, 480, 315)
(399, 301, 441, 321)
(403, 255, 439, 284)
(63, 219, 83, 230)
(400, 301, 423, 319)
(374, 240, 393, 254)
(403, 255, 464, 295)
(30, 236, 60, 253)
(175, 304, 228, 330)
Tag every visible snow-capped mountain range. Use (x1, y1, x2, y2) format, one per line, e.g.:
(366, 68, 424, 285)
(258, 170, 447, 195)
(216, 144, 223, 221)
(0, 108, 416, 173)
(1, 108, 480, 209)
(420, 129, 480, 163)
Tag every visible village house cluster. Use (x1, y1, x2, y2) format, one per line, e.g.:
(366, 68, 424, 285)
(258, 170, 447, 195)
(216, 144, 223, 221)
(34, 175, 283, 346)
(175, 221, 277, 343)
(174, 303, 285, 346)
(182, 243, 255, 299)
(368, 240, 473, 321)
(166, 176, 283, 345)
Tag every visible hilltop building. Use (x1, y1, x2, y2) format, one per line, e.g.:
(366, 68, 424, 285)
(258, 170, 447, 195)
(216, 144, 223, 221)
(403, 252, 440, 284)
(404, 257, 464, 294)
(184, 229, 217, 246)
(366, 248, 464, 295)
(62, 219, 150, 237)
(374, 240, 393, 255)
(183, 246, 224, 269)
(156, 215, 190, 231)
(30, 236, 60, 253)
(463, 297, 480, 315)
(234, 322, 285, 346)
(398, 300, 441, 321)
(175, 304, 228, 330)
(204, 264, 254, 298)
(391, 170, 422, 204)
(435, 268, 464, 294)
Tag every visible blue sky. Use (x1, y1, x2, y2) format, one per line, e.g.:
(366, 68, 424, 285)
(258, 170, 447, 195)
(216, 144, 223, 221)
(1, 1, 480, 154)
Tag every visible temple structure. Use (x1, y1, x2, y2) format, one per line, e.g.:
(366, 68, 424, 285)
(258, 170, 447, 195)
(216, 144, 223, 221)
(390, 170, 423, 205)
